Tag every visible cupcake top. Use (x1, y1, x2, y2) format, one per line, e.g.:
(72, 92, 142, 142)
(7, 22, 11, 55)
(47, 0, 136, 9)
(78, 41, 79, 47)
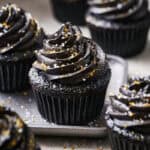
(86, 0, 150, 28)
(32, 22, 108, 86)
(0, 3, 45, 60)
(0, 106, 38, 150)
(106, 76, 150, 142)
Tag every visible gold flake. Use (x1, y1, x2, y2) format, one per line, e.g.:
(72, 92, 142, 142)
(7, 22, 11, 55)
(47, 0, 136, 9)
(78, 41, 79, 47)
(129, 102, 135, 106)
(40, 63, 48, 71)
(16, 119, 24, 128)
(129, 112, 134, 117)
(133, 80, 140, 85)
(2, 129, 10, 136)
(2, 22, 10, 28)
(64, 26, 68, 33)
(89, 70, 96, 77)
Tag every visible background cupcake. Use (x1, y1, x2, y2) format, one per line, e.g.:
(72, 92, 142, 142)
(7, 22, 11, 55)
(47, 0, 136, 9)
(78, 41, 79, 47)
(86, 0, 150, 57)
(50, 0, 88, 25)
(29, 23, 111, 125)
(106, 76, 150, 150)
(0, 105, 40, 150)
(0, 3, 45, 92)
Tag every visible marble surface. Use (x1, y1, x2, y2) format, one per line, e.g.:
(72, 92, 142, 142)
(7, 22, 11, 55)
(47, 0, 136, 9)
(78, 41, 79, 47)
(0, 0, 150, 149)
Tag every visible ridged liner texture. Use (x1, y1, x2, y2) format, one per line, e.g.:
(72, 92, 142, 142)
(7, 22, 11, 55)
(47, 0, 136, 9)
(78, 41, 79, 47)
(50, 0, 88, 25)
(32, 85, 107, 125)
(0, 56, 35, 92)
(87, 15, 150, 58)
(30, 62, 111, 125)
(108, 128, 150, 150)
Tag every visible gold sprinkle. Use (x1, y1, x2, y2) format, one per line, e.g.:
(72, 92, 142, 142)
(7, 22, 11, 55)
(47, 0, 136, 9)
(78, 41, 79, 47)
(129, 112, 134, 117)
(2, 130, 10, 136)
(2, 22, 10, 28)
(64, 26, 68, 33)
(129, 102, 135, 106)
(133, 80, 140, 85)
(89, 70, 96, 77)
(40, 63, 48, 71)
(16, 119, 24, 128)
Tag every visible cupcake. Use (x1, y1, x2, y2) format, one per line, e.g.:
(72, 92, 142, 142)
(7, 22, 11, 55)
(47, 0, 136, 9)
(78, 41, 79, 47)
(29, 22, 111, 125)
(0, 3, 45, 92)
(0, 106, 40, 150)
(106, 76, 150, 150)
(50, 0, 88, 25)
(86, 0, 150, 57)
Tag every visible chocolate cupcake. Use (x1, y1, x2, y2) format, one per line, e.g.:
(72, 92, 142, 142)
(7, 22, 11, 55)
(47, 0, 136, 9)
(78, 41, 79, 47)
(0, 106, 40, 150)
(29, 23, 111, 125)
(106, 76, 150, 150)
(50, 0, 88, 25)
(86, 0, 150, 57)
(0, 4, 45, 92)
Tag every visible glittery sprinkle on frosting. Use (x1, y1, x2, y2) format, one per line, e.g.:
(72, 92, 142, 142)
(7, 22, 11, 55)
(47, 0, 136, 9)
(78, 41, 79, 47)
(0, 3, 44, 55)
(106, 76, 150, 142)
(33, 22, 107, 85)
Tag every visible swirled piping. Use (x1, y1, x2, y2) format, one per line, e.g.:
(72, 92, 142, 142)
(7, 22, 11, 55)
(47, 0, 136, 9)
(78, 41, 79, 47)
(86, 0, 149, 26)
(106, 76, 150, 140)
(0, 3, 44, 55)
(33, 23, 107, 85)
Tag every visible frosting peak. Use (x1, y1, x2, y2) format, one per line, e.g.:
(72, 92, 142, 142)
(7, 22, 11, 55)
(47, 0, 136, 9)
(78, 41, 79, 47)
(0, 3, 44, 55)
(33, 23, 107, 85)
(106, 76, 150, 141)
(47, 22, 82, 49)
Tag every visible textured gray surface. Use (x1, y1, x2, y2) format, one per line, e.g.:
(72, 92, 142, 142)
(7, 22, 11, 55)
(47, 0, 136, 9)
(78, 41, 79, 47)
(0, 55, 127, 138)
(0, 0, 149, 149)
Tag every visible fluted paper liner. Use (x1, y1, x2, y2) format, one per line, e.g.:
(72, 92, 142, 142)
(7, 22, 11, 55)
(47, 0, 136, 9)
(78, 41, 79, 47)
(108, 128, 150, 150)
(32, 87, 107, 125)
(88, 16, 150, 57)
(0, 57, 34, 92)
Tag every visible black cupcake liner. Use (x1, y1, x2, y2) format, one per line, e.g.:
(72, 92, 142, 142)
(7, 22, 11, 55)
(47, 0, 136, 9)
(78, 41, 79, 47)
(108, 128, 150, 150)
(0, 57, 35, 92)
(32, 87, 107, 125)
(87, 19, 150, 58)
(50, 0, 88, 25)
(36, 146, 41, 150)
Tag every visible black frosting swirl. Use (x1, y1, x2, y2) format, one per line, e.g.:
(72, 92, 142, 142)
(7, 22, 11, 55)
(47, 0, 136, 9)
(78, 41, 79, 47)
(0, 106, 37, 150)
(33, 23, 107, 85)
(0, 3, 44, 55)
(87, 0, 149, 26)
(106, 76, 150, 141)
